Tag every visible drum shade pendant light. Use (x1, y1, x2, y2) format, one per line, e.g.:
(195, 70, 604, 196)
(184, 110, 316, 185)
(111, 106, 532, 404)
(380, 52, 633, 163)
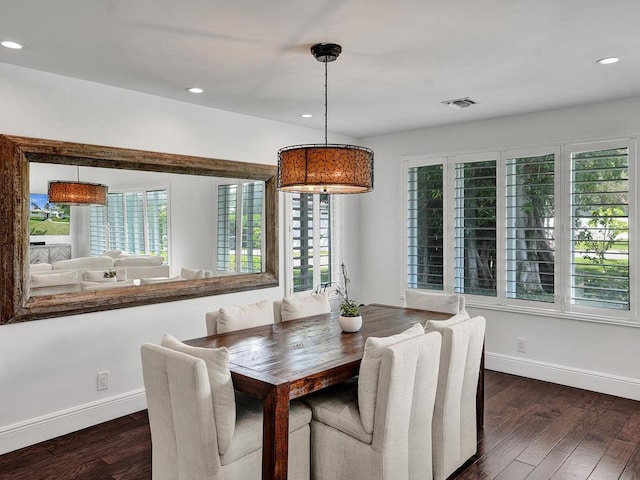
(48, 166, 108, 206)
(278, 43, 374, 194)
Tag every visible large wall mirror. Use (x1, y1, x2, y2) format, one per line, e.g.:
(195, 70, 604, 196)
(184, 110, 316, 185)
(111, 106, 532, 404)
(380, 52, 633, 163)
(0, 135, 278, 324)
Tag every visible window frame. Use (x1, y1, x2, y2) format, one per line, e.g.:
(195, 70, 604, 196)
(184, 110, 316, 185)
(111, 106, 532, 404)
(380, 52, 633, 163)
(453, 152, 500, 299)
(562, 139, 636, 320)
(405, 156, 451, 292)
(501, 146, 561, 311)
(89, 184, 171, 263)
(403, 138, 637, 324)
(284, 193, 342, 296)
(214, 179, 266, 275)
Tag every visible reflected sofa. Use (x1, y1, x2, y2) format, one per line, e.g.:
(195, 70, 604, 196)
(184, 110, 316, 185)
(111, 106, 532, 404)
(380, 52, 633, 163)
(29, 254, 169, 296)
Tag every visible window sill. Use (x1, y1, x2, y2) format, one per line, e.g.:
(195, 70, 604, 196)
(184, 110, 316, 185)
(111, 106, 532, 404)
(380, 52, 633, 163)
(465, 301, 640, 328)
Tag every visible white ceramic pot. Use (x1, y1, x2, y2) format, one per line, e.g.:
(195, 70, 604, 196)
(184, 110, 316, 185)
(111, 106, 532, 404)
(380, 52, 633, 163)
(339, 315, 362, 333)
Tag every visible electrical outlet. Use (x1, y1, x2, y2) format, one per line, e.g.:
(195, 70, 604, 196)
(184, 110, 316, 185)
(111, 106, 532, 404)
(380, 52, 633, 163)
(97, 371, 109, 391)
(516, 337, 527, 354)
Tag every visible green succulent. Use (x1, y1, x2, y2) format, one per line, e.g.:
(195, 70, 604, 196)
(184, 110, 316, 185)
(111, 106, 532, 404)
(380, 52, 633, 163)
(340, 299, 361, 317)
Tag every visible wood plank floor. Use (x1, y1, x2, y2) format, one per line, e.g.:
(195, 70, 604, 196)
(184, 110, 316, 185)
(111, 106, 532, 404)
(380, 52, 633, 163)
(2, 370, 640, 480)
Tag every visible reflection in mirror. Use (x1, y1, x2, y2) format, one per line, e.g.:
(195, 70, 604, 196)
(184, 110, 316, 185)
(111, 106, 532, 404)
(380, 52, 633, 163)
(28, 163, 266, 297)
(0, 134, 278, 324)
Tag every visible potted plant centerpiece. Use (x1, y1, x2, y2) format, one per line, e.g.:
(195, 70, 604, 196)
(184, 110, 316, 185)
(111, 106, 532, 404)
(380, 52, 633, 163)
(336, 263, 363, 333)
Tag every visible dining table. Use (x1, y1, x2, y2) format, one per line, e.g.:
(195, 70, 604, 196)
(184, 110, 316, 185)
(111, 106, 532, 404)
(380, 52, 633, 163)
(185, 303, 484, 480)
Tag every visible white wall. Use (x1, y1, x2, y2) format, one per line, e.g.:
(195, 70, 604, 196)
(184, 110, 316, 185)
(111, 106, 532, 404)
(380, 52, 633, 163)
(360, 97, 640, 401)
(0, 62, 361, 453)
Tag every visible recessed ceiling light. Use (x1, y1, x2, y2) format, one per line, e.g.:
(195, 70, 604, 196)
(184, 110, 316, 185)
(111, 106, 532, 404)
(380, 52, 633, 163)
(1, 40, 23, 50)
(300, 114, 313, 118)
(186, 87, 204, 94)
(596, 56, 620, 65)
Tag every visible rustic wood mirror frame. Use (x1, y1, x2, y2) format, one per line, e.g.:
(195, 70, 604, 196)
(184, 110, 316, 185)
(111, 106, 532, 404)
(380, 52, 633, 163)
(0, 135, 278, 324)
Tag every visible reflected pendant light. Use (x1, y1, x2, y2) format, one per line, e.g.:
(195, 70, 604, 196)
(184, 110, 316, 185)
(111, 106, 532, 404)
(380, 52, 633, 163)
(48, 166, 108, 206)
(278, 43, 374, 194)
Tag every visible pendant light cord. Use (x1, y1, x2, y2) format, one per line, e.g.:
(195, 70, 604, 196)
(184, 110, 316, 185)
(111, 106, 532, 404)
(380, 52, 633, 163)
(324, 58, 328, 146)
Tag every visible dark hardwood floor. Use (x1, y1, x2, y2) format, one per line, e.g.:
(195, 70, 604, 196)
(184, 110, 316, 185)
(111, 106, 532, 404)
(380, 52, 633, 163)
(2, 370, 640, 480)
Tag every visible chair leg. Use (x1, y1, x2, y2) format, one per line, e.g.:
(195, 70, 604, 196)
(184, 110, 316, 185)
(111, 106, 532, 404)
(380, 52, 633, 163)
(476, 341, 485, 432)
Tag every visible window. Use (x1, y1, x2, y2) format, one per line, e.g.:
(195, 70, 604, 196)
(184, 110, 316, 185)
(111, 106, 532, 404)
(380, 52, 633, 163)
(407, 164, 444, 290)
(570, 146, 629, 311)
(506, 153, 555, 303)
(286, 193, 337, 294)
(405, 139, 634, 320)
(455, 159, 497, 297)
(216, 181, 263, 274)
(90, 189, 168, 260)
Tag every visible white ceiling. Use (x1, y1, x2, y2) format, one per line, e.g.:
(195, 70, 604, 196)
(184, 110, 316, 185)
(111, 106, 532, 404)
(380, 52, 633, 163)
(1, 0, 639, 138)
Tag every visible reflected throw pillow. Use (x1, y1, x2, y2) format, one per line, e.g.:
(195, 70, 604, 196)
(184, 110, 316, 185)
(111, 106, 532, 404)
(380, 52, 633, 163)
(181, 267, 206, 280)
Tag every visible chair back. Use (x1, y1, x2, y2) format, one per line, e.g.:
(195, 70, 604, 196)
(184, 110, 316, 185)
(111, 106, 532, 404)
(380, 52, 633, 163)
(408, 332, 442, 480)
(371, 333, 442, 479)
(205, 310, 219, 335)
(404, 289, 465, 314)
(429, 315, 486, 480)
(274, 293, 331, 323)
(141, 343, 222, 480)
(273, 299, 283, 324)
(205, 298, 274, 335)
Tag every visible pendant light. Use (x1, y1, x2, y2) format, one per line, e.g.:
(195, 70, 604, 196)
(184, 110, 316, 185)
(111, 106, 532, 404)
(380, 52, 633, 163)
(48, 166, 108, 206)
(278, 43, 374, 194)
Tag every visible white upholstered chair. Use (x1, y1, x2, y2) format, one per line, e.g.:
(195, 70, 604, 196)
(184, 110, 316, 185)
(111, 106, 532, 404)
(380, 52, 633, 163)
(273, 293, 331, 323)
(404, 289, 465, 314)
(305, 324, 442, 480)
(205, 298, 274, 335)
(425, 315, 486, 480)
(141, 334, 311, 480)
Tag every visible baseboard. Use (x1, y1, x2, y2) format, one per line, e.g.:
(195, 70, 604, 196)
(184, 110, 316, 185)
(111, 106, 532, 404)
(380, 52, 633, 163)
(0, 389, 147, 455)
(486, 352, 640, 401)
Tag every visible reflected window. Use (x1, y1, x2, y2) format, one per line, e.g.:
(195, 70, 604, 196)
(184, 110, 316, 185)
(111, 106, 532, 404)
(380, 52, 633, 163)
(217, 181, 264, 273)
(89, 189, 169, 261)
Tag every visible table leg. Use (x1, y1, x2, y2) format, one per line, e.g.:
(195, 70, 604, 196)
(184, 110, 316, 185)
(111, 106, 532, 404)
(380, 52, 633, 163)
(262, 384, 290, 480)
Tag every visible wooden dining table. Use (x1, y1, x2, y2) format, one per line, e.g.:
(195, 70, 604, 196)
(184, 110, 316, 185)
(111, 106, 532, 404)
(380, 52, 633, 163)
(185, 303, 484, 480)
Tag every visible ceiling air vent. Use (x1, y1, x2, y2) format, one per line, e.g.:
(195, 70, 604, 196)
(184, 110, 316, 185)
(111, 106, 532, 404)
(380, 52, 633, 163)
(442, 97, 477, 109)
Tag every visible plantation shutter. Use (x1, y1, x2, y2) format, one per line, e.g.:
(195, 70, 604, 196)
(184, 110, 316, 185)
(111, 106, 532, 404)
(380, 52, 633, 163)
(571, 147, 629, 310)
(89, 205, 107, 256)
(407, 164, 444, 290)
(505, 154, 555, 302)
(291, 193, 332, 293)
(216, 182, 264, 274)
(89, 189, 169, 259)
(454, 160, 497, 297)
(146, 189, 168, 261)
(216, 184, 236, 272)
(240, 182, 264, 273)
(107, 193, 126, 252)
(124, 192, 145, 254)
(318, 195, 331, 285)
(292, 193, 315, 292)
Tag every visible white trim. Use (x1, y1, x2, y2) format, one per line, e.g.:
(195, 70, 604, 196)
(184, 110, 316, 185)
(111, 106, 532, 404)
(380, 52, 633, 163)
(0, 389, 147, 455)
(485, 352, 640, 401)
